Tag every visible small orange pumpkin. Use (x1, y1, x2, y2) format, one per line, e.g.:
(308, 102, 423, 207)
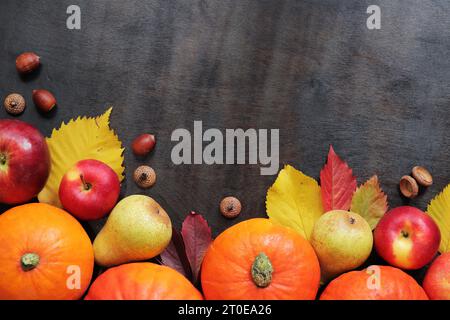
(201, 218, 320, 300)
(85, 263, 203, 300)
(0, 203, 94, 300)
(320, 265, 428, 300)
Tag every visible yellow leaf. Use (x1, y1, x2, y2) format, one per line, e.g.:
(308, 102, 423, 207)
(266, 165, 323, 240)
(38, 108, 125, 207)
(350, 175, 388, 230)
(427, 184, 450, 253)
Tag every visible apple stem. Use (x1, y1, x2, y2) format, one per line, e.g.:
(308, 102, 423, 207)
(0, 154, 6, 166)
(251, 252, 273, 288)
(79, 174, 92, 191)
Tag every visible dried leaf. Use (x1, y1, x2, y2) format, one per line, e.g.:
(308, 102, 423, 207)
(38, 108, 124, 207)
(181, 212, 213, 284)
(266, 165, 323, 240)
(351, 175, 388, 229)
(160, 227, 192, 279)
(427, 184, 450, 253)
(320, 145, 357, 212)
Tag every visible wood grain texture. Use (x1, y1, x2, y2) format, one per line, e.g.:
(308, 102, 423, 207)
(0, 0, 449, 242)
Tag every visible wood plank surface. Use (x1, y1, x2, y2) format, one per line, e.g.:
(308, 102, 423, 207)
(0, 0, 449, 241)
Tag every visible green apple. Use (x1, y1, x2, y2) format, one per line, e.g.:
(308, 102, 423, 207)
(311, 210, 373, 281)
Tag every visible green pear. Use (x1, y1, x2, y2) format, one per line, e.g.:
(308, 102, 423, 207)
(93, 195, 172, 267)
(310, 210, 373, 281)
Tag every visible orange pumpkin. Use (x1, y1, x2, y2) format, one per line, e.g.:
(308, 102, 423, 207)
(0, 203, 94, 300)
(84, 263, 203, 300)
(320, 265, 428, 300)
(201, 218, 320, 300)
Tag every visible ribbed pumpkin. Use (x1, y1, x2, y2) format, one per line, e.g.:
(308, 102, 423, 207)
(85, 263, 203, 300)
(201, 218, 320, 300)
(320, 265, 428, 300)
(0, 203, 94, 300)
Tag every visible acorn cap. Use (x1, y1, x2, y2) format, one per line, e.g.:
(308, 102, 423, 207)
(133, 165, 156, 189)
(220, 196, 242, 218)
(4, 93, 26, 115)
(399, 175, 419, 198)
(412, 166, 433, 187)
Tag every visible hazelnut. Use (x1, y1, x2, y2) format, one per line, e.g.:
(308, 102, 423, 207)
(220, 196, 242, 218)
(16, 52, 40, 74)
(4, 93, 26, 115)
(32, 89, 56, 112)
(399, 175, 419, 199)
(132, 134, 156, 156)
(412, 166, 433, 187)
(133, 165, 156, 189)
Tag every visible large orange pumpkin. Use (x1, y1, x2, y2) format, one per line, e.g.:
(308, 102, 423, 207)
(0, 203, 94, 300)
(320, 265, 428, 300)
(84, 263, 203, 300)
(201, 218, 320, 300)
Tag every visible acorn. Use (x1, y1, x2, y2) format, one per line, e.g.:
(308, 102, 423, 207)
(132, 134, 156, 156)
(412, 166, 433, 187)
(399, 175, 419, 199)
(32, 89, 56, 113)
(4, 93, 26, 115)
(133, 165, 156, 189)
(16, 52, 40, 74)
(220, 196, 242, 219)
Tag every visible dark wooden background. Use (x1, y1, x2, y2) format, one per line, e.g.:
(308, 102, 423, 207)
(0, 0, 449, 239)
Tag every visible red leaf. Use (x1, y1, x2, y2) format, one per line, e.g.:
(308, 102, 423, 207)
(181, 211, 213, 284)
(160, 227, 192, 280)
(320, 145, 357, 212)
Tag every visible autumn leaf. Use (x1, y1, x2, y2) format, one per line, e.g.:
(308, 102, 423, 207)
(160, 212, 212, 284)
(38, 108, 124, 207)
(351, 175, 388, 229)
(182, 211, 213, 284)
(320, 145, 357, 212)
(266, 165, 323, 240)
(160, 227, 192, 279)
(427, 184, 450, 253)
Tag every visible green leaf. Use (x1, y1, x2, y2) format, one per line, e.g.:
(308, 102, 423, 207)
(350, 175, 388, 230)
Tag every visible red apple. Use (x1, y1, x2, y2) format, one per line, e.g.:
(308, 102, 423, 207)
(59, 159, 120, 220)
(0, 119, 50, 204)
(374, 206, 440, 270)
(423, 253, 450, 299)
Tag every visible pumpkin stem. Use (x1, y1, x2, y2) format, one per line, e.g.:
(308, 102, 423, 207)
(21, 253, 40, 271)
(251, 252, 273, 288)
